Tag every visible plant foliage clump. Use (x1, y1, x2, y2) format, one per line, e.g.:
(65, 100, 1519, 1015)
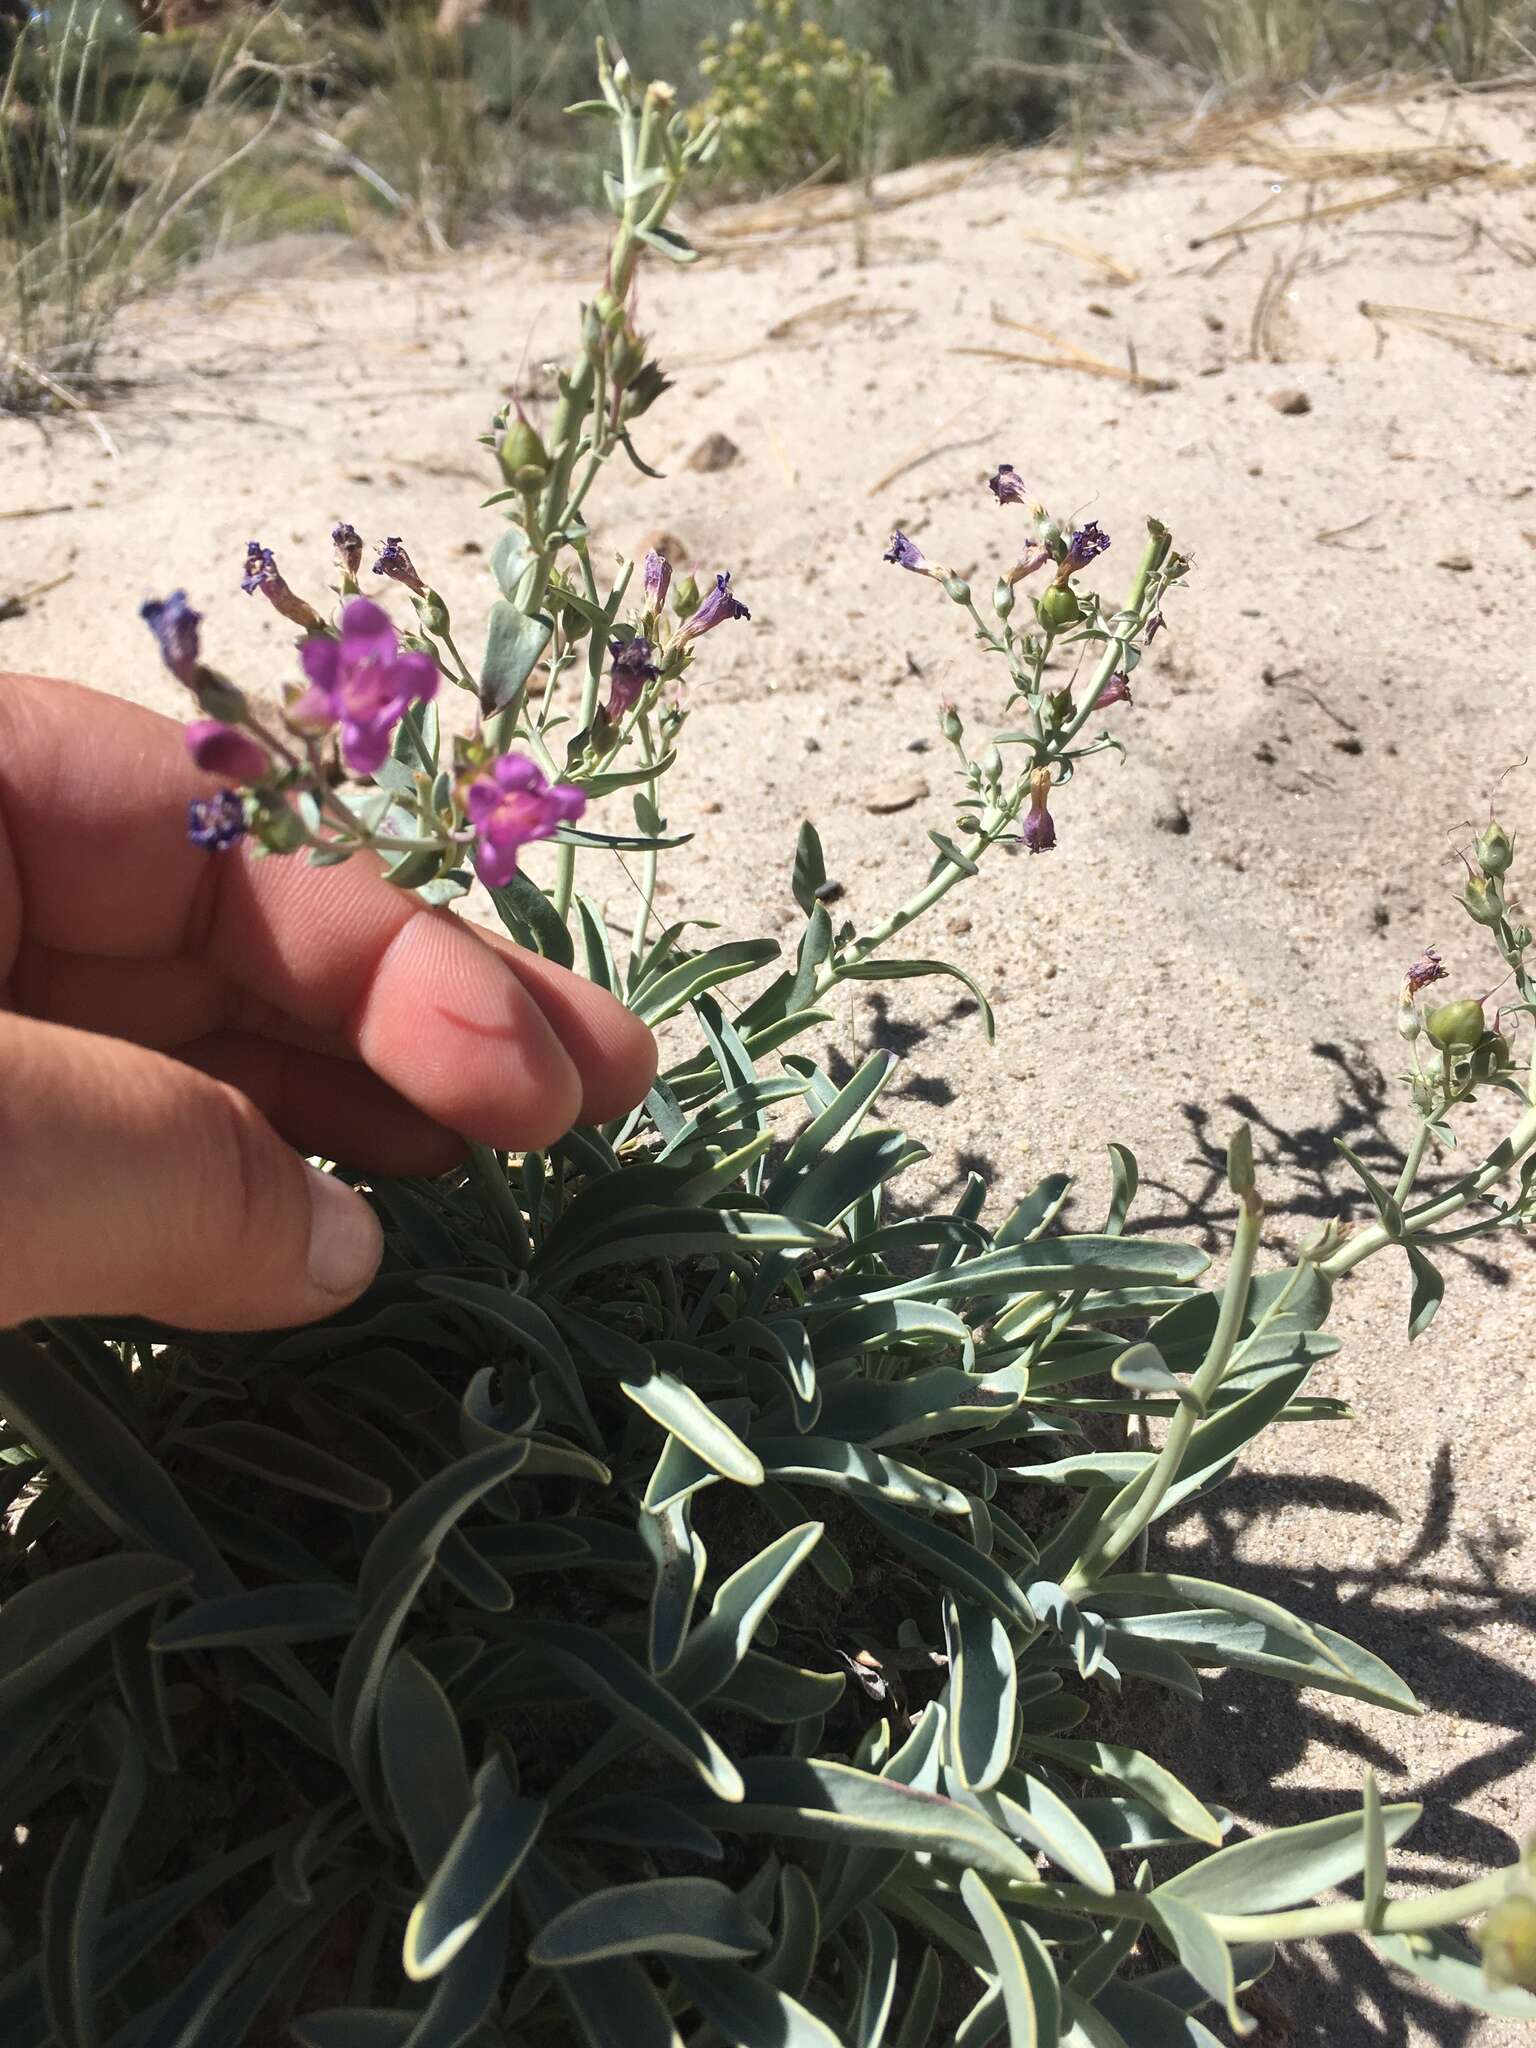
(4, 39, 1536, 2048)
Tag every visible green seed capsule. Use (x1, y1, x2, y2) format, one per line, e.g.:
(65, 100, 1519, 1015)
(1425, 998, 1485, 1051)
(1462, 875, 1504, 928)
(1476, 819, 1515, 877)
(497, 417, 548, 492)
(1481, 1892, 1536, 1992)
(1037, 584, 1081, 631)
(1470, 1032, 1512, 1081)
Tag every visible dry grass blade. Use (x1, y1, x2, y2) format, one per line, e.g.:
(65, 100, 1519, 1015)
(1013, 231, 1139, 285)
(767, 296, 915, 343)
(698, 156, 992, 252)
(1189, 160, 1525, 247)
(1359, 299, 1536, 342)
(955, 308, 1173, 393)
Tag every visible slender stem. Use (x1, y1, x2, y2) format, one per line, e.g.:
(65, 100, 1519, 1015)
(467, 1144, 531, 1269)
(1067, 1180, 1263, 1590)
(1392, 1121, 1433, 1208)
(629, 711, 661, 978)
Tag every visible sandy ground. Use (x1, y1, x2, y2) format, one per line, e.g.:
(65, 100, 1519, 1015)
(4, 79, 1535, 2045)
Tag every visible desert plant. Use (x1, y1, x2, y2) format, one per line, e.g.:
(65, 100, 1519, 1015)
(0, 1, 292, 410)
(3, 40, 1536, 2048)
(696, 0, 890, 188)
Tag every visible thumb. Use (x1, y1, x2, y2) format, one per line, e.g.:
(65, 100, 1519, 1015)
(0, 1013, 383, 1331)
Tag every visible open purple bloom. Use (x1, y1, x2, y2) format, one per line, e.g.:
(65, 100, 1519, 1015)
(642, 549, 672, 609)
(884, 530, 932, 576)
(187, 790, 246, 851)
(1405, 946, 1447, 994)
(1096, 670, 1133, 709)
(241, 541, 322, 630)
(289, 597, 438, 775)
(674, 571, 750, 644)
(332, 523, 363, 578)
(373, 536, 427, 597)
(1062, 522, 1110, 575)
(185, 720, 271, 784)
(141, 590, 203, 687)
(605, 634, 659, 721)
(988, 463, 1028, 507)
(465, 754, 586, 889)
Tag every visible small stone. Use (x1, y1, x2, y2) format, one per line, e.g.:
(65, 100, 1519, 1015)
(949, 914, 973, 936)
(1087, 301, 1113, 318)
(700, 797, 723, 815)
(1333, 734, 1364, 756)
(804, 735, 822, 753)
(639, 528, 688, 565)
(1254, 740, 1277, 765)
(1042, 963, 1057, 980)
(1266, 388, 1311, 415)
(1436, 553, 1474, 572)
(686, 432, 739, 473)
(1154, 802, 1191, 836)
(1202, 309, 1226, 332)
(1372, 903, 1391, 929)
(864, 776, 929, 816)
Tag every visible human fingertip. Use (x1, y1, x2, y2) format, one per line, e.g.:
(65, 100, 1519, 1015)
(303, 1164, 384, 1302)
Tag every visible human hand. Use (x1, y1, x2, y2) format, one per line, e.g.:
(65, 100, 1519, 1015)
(0, 673, 657, 1330)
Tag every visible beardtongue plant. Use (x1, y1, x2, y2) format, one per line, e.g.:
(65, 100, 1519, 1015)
(3, 43, 1536, 2048)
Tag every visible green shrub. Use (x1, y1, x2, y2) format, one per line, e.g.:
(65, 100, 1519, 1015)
(697, 0, 891, 188)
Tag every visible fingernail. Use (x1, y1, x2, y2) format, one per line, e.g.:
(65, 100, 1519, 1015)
(304, 1165, 383, 1300)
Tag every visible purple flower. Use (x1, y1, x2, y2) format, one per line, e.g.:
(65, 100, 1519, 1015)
(1405, 946, 1447, 994)
(1021, 774, 1057, 854)
(1145, 610, 1166, 643)
(185, 720, 271, 784)
(605, 634, 659, 722)
(988, 463, 1028, 507)
(1095, 670, 1133, 709)
(1062, 522, 1110, 575)
(373, 536, 427, 597)
(141, 590, 203, 687)
(289, 597, 439, 775)
(674, 571, 751, 644)
(642, 549, 672, 609)
(332, 522, 363, 577)
(241, 542, 323, 630)
(1006, 544, 1052, 585)
(465, 755, 586, 889)
(187, 790, 246, 851)
(884, 530, 932, 576)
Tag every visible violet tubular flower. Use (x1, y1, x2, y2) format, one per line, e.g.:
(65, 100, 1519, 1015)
(883, 530, 933, 577)
(373, 536, 427, 597)
(185, 720, 271, 784)
(674, 571, 750, 644)
(289, 597, 439, 776)
(605, 634, 659, 721)
(988, 463, 1029, 507)
(1405, 946, 1448, 994)
(141, 590, 203, 687)
(241, 542, 324, 631)
(465, 755, 586, 889)
(1096, 670, 1133, 709)
(1061, 522, 1111, 576)
(1021, 772, 1057, 854)
(187, 791, 246, 851)
(332, 523, 364, 578)
(642, 549, 672, 609)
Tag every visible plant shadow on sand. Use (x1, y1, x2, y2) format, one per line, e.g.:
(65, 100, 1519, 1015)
(1158, 1445, 1533, 2048)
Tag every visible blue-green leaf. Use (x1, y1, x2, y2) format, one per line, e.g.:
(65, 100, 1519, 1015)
(404, 1758, 543, 1979)
(0, 1554, 191, 1715)
(1155, 1803, 1421, 1912)
(151, 1584, 358, 1653)
(379, 1653, 471, 1882)
(960, 1870, 1061, 2048)
(944, 1595, 1017, 1793)
(479, 598, 551, 712)
(670, 1959, 841, 2046)
(529, 1878, 770, 1965)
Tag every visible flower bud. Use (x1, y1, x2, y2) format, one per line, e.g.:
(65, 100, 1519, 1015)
(1462, 875, 1504, 928)
(1411, 1075, 1435, 1113)
(185, 721, 271, 786)
(1397, 998, 1422, 1043)
(980, 743, 1003, 789)
(1425, 997, 1485, 1051)
(1475, 819, 1515, 878)
(993, 576, 1015, 619)
(611, 323, 648, 386)
(1481, 1892, 1536, 1992)
(939, 700, 963, 745)
(1037, 585, 1081, 631)
(497, 416, 549, 492)
(191, 669, 250, 726)
(942, 575, 971, 605)
(250, 798, 306, 854)
(672, 570, 701, 620)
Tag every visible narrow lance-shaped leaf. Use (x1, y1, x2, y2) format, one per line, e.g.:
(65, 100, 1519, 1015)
(403, 1758, 544, 1980)
(529, 1878, 771, 1966)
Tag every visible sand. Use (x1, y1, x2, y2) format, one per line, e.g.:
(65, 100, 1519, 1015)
(3, 79, 1534, 2044)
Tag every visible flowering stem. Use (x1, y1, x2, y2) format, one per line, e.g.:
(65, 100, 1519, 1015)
(1054, 522, 1171, 757)
(1065, 1176, 1263, 1591)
